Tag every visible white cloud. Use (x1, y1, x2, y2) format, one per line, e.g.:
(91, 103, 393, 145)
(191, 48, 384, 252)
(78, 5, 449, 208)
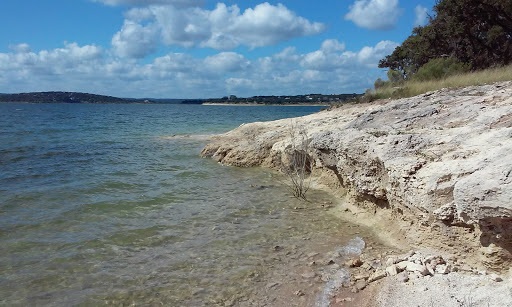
(124, 7, 155, 21)
(414, 5, 428, 26)
(357, 40, 398, 67)
(8, 43, 32, 53)
(203, 52, 249, 72)
(0, 39, 397, 97)
(300, 39, 397, 71)
(152, 5, 212, 48)
(91, 0, 203, 7)
(224, 3, 325, 48)
(112, 21, 159, 58)
(151, 52, 197, 75)
(321, 39, 346, 53)
(226, 77, 253, 92)
(114, 2, 325, 55)
(0, 43, 103, 83)
(345, 0, 402, 30)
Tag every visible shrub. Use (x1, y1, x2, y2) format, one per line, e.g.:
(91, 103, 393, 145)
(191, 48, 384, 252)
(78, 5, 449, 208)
(285, 121, 313, 200)
(374, 78, 389, 89)
(413, 57, 470, 82)
(387, 69, 404, 84)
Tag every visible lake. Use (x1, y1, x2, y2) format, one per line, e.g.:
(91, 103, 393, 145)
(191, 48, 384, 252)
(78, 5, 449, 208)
(0, 103, 374, 306)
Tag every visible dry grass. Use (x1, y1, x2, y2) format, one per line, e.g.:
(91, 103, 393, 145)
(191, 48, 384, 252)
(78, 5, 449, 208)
(370, 65, 512, 101)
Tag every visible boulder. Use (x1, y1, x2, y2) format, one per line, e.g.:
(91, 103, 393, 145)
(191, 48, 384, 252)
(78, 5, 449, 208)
(355, 279, 367, 291)
(435, 264, 452, 275)
(386, 265, 399, 276)
(368, 269, 387, 282)
(396, 261, 409, 271)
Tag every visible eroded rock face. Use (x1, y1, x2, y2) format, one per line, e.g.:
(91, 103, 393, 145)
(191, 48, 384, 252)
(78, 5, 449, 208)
(201, 81, 512, 271)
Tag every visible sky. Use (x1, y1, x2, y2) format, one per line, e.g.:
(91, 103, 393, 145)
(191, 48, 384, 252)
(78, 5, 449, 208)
(0, 0, 435, 98)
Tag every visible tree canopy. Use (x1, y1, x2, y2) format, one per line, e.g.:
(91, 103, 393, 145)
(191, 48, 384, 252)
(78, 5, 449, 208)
(379, 0, 512, 79)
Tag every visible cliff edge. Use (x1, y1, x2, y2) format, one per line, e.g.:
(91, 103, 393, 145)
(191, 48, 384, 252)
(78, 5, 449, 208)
(201, 81, 512, 272)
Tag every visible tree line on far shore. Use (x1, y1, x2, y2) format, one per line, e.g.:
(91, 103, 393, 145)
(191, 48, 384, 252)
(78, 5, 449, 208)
(203, 93, 361, 105)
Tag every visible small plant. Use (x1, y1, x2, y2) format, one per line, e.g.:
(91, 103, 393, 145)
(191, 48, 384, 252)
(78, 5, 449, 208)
(387, 69, 404, 84)
(284, 121, 313, 200)
(413, 57, 470, 82)
(460, 294, 474, 307)
(367, 130, 388, 137)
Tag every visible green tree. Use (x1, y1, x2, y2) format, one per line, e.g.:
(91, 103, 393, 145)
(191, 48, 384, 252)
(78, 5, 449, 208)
(379, 0, 512, 78)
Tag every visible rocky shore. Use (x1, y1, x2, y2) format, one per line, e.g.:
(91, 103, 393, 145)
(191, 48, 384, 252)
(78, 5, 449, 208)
(201, 81, 512, 305)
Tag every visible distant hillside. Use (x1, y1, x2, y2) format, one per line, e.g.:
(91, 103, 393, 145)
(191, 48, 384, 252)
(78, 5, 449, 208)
(0, 92, 154, 104)
(0, 91, 361, 105)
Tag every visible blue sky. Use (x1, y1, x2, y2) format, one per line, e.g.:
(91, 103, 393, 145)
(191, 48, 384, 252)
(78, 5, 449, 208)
(0, 0, 435, 98)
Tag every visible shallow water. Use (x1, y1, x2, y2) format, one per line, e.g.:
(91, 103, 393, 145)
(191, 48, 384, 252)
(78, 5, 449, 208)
(0, 103, 371, 306)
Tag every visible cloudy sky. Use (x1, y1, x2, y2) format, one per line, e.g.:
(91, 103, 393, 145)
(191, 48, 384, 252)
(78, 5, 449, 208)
(0, 0, 434, 98)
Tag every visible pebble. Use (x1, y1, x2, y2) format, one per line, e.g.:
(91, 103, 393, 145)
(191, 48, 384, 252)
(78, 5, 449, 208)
(355, 279, 367, 290)
(370, 259, 382, 269)
(426, 263, 436, 275)
(354, 273, 370, 281)
(337, 297, 354, 303)
(406, 262, 429, 276)
(386, 257, 397, 266)
(294, 290, 305, 296)
(368, 269, 387, 282)
(266, 282, 280, 289)
(397, 272, 409, 283)
(435, 264, 451, 275)
(396, 261, 408, 271)
(460, 264, 473, 272)
(301, 272, 316, 279)
(361, 262, 372, 270)
(345, 258, 362, 268)
(489, 274, 503, 282)
(386, 265, 398, 276)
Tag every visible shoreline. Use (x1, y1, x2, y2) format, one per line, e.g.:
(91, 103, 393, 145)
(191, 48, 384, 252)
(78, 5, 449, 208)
(199, 81, 512, 305)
